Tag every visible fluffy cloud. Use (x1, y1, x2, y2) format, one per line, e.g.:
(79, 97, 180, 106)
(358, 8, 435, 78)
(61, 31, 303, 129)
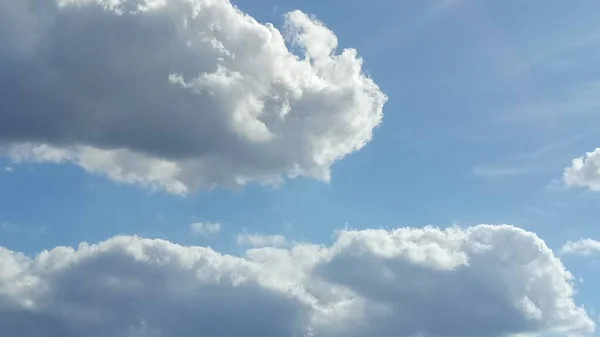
(562, 238, 600, 256)
(0, 225, 594, 337)
(190, 221, 220, 236)
(0, 0, 386, 194)
(563, 148, 600, 191)
(236, 232, 287, 247)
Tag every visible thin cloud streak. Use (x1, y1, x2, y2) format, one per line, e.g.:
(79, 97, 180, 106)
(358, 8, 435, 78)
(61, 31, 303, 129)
(362, 0, 459, 58)
(473, 128, 600, 179)
(472, 165, 532, 177)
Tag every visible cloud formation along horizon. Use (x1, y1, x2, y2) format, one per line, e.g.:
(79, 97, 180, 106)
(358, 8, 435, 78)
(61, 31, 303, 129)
(0, 224, 594, 337)
(0, 0, 386, 194)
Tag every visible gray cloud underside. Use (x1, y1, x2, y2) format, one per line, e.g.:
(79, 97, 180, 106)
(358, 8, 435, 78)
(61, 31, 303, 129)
(0, 225, 594, 337)
(0, 0, 386, 193)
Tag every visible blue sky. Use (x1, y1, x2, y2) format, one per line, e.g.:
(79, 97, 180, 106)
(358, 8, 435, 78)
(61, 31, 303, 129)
(2, 0, 600, 336)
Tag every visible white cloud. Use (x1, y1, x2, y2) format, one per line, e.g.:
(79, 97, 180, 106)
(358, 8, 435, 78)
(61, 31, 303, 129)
(562, 238, 600, 256)
(0, 0, 386, 194)
(4, 166, 13, 172)
(564, 148, 600, 191)
(236, 232, 286, 247)
(0, 224, 594, 337)
(190, 222, 220, 236)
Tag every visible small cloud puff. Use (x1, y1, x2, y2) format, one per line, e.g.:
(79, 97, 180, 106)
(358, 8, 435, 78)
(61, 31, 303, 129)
(190, 222, 220, 236)
(563, 147, 600, 191)
(562, 238, 600, 256)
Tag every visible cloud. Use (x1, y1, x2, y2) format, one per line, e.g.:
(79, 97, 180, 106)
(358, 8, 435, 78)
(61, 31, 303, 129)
(523, 129, 600, 160)
(0, 224, 594, 337)
(236, 232, 286, 247)
(0, 0, 386, 194)
(4, 166, 13, 172)
(562, 238, 600, 256)
(473, 130, 600, 180)
(472, 165, 532, 178)
(362, 0, 458, 58)
(564, 148, 600, 191)
(0, 221, 47, 236)
(190, 222, 220, 236)
(0, 222, 13, 231)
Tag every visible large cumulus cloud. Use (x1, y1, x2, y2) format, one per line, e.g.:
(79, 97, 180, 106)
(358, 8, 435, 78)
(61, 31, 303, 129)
(0, 225, 594, 337)
(0, 0, 386, 193)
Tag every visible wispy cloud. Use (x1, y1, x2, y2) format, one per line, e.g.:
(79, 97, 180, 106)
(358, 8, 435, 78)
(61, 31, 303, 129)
(499, 80, 600, 125)
(235, 232, 287, 248)
(362, 0, 459, 57)
(474, 128, 600, 179)
(190, 222, 221, 236)
(521, 129, 600, 160)
(514, 30, 600, 76)
(472, 165, 532, 178)
(547, 178, 568, 191)
(1, 221, 47, 235)
(525, 206, 553, 218)
(0, 222, 14, 231)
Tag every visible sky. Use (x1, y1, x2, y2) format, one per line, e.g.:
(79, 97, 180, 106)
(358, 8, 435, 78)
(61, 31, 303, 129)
(2, 0, 600, 336)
